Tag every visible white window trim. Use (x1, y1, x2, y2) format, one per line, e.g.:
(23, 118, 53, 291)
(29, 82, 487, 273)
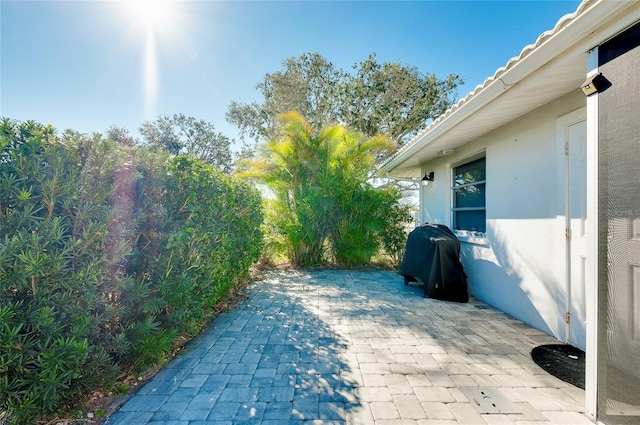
(455, 231, 489, 246)
(451, 156, 487, 245)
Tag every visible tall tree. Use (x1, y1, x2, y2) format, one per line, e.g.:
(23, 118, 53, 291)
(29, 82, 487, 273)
(139, 114, 233, 172)
(106, 125, 136, 147)
(341, 54, 462, 145)
(227, 53, 345, 144)
(226, 52, 462, 149)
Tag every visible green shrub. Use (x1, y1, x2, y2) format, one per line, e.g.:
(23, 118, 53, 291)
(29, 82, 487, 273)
(241, 112, 410, 268)
(372, 188, 413, 268)
(329, 185, 387, 267)
(155, 156, 263, 334)
(0, 119, 264, 423)
(0, 119, 118, 423)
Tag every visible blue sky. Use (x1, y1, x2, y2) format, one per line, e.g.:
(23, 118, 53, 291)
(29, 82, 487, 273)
(1, 1, 581, 148)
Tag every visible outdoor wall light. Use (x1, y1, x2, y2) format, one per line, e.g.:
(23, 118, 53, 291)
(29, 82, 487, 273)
(581, 73, 610, 96)
(421, 171, 435, 186)
(438, 149, 454, 156)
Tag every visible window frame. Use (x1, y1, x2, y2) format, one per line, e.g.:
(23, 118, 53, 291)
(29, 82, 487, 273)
(451, 156, 487, 239)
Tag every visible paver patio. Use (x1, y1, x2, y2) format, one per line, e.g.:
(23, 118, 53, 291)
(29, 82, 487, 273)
(106, 269, 593, 424)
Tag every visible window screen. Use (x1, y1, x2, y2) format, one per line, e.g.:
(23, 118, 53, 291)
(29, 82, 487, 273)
(596, 20, 640, 425)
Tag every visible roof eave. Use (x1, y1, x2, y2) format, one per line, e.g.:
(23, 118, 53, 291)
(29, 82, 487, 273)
(379, 0, 638, 179)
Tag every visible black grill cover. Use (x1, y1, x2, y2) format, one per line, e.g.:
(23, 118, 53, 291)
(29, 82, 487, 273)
(398, 224, 468, 302)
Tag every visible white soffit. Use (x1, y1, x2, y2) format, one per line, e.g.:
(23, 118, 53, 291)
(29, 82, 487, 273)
(381, 0, 640, 178)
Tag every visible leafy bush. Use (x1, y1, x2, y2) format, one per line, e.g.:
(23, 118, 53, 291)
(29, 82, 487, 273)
(371, 189, 414, 268)
(240, 112, 411, 268)
(146, 155, 263, 335)
(0, 119, 264, 423)
(0, 120, 119, 423)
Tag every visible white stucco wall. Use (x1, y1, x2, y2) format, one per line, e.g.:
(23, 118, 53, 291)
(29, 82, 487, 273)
(419, 91, 585, 343)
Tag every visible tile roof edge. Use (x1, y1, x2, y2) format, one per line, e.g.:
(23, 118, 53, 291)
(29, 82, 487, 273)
(382, 0, 596, 170)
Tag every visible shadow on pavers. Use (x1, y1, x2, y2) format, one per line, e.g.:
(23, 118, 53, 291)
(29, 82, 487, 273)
(107, 269, 361, 423)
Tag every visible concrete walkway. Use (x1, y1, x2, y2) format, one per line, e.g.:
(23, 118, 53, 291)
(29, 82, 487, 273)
(106, 270, 593, 424)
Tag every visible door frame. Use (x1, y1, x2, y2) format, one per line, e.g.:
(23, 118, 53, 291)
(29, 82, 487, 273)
(565, 112, 588, 350)
(585, 48, 599, 420)
(556, 107, 588, 348)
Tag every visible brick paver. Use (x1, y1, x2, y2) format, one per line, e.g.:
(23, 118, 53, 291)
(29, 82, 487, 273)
(106, 270, 593, 424)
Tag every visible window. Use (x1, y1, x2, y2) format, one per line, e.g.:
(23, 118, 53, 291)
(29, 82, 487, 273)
(452, 157, 486, 234)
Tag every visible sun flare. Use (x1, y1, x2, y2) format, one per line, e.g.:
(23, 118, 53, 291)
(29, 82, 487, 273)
(119, 0, 186, 120)
(125, 0, 174, 29)
(121, 0, 179, 119)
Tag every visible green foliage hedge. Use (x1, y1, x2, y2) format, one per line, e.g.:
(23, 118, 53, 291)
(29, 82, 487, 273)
(0, 119, 263, 423)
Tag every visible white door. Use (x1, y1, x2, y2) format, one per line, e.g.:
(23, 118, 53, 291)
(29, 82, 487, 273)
(567, 119, 587, 350)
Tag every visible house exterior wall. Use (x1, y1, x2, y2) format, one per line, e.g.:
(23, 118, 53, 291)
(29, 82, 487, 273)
(419, 91, 585, 343)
